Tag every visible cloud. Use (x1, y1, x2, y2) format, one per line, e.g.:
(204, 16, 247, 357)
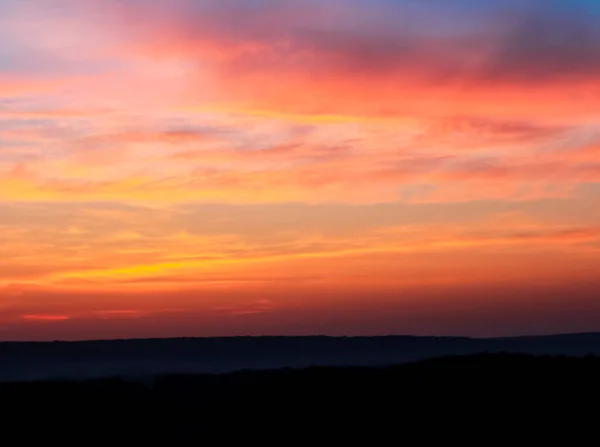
(0, 74, 66, 98)
(100, 0, 600, 81)
(480, 2, 600, 83)
(2, 197, 599, 292)
(1, 122, 597, 205)
(21, 314, 70, 321)
(64, 0, 600, 119)
(1, 0, 598, 206)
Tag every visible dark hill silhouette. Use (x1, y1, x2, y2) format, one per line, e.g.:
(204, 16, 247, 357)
(3, 332, 600, 382)
(2, 353, 598, 442)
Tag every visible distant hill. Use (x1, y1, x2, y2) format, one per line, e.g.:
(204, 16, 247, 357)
(2, 332, 600, 382)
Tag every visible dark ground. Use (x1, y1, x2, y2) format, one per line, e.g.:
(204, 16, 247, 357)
(2, 353, 598, 442)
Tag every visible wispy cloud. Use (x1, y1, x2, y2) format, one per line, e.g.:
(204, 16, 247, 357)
(21, 314, 70, 321)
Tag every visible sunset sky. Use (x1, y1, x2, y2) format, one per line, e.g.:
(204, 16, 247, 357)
(2, 0, 600, 341)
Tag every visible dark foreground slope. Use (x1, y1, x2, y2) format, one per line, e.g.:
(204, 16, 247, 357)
(2, 354, 598, 442)
(3, 332, 600, 382)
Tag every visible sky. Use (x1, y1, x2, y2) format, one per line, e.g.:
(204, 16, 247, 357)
(1, 0, 600, 341)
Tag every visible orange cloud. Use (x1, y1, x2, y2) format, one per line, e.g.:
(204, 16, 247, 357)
(2, 198, 599, 293)
(21, 314, 70, 321)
